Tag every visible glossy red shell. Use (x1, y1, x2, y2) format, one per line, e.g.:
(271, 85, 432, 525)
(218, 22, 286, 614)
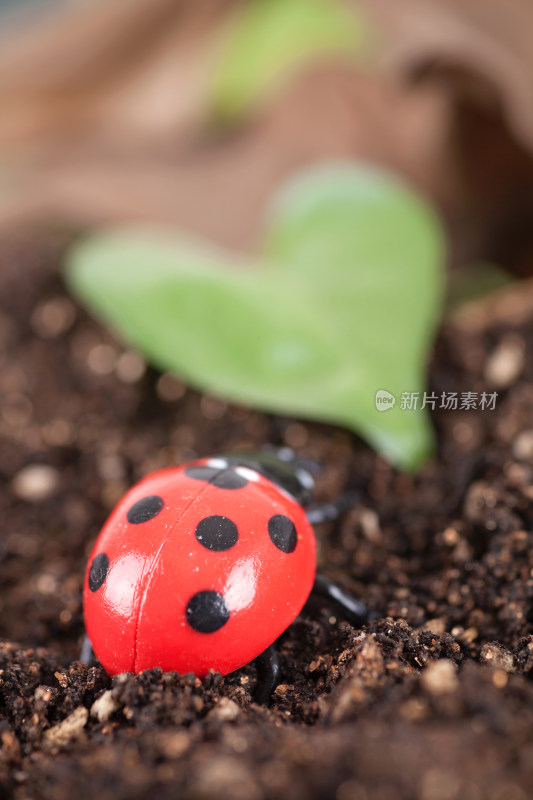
(83, 458, 316, 677)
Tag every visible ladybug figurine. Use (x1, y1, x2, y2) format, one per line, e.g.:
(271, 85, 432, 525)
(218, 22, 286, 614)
(81, 449, 371, 703)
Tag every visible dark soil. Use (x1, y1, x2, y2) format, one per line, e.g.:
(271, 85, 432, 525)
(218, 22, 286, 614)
(1, 232, 533, 799)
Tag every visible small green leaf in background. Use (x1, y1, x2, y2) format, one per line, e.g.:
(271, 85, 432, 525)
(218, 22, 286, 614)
(212, 0, 371, 121)
(446, 262, 515, 312)
(65, 163, 445, 470)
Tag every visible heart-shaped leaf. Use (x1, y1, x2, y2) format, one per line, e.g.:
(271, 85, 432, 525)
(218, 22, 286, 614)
(65, 164, 444, 470)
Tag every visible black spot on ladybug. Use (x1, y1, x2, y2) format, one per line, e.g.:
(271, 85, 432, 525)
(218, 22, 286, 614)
(213, 470, 249, 489)
(127, 495, 164, 524)
(185, 466, 248, 490)
(268, 514, 297, 553)
(196, 515, 238, 551)
(185, 466, 214, 483)
(186, 590, 230, 633)
(88, 552, 109, 592)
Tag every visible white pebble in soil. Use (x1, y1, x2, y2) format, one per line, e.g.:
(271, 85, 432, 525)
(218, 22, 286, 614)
(44, 706, 88, 749)
(484, 333, 525, 389)
(513, 430, 533, 462)
(421, 659, 459, 696)
(11, 464, 60, 502)
(90, 690, 119, 723)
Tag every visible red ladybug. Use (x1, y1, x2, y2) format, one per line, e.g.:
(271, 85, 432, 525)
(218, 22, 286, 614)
(82, 451, 371, 702)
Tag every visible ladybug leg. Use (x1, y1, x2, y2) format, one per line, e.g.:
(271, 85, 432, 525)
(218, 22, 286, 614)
(305, 491, 360, 525)
(252, 644, 281, 705)
(80, 634, 98, 666)
(311, 574, 373, 625)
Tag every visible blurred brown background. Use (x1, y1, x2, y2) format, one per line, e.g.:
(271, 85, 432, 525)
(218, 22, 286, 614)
(1, 0, 533, 278)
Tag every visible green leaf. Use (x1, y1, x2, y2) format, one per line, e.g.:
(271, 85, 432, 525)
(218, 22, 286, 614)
(212, 0, 370, 121)
(65, 163, 444, 470)
(446, 261, 515, 311)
